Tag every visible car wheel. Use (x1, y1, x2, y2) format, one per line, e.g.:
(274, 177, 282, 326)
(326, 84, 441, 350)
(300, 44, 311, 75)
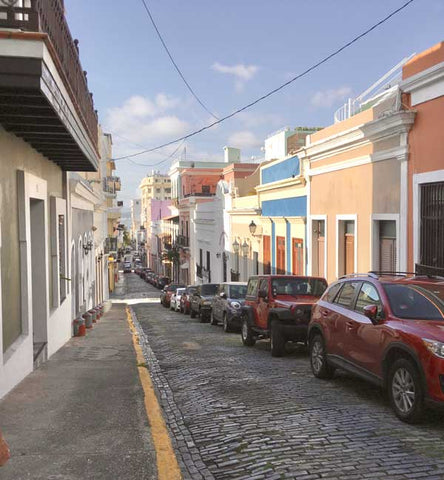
(270, 320, 285, 357)
(190, 308, 196, 318)
(222, 313, 231, 333)
(310, 334, 335, 379)
(210, 310, 218, 326)
(241, 317, 255, 346)
(388, 358, 424, 424)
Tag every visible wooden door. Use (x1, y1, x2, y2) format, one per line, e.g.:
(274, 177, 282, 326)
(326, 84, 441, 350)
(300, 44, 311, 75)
(317, 236, 325, 277)
(292, 238, 304, 275)
(263, 235, 271, 274)
(276, 236, 285, 274)
(345, 234, 354, 274)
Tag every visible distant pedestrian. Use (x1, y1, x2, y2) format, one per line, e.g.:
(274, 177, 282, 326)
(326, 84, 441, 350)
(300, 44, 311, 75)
(0, 429, 10, 466)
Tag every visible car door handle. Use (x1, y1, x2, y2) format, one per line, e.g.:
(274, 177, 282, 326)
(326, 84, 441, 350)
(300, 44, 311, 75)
(321, 310, 329, 317)
(346, 321, 357, 330)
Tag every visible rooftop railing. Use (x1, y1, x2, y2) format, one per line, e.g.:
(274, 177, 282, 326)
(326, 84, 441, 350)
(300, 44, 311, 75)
(0, 0, 98, 148)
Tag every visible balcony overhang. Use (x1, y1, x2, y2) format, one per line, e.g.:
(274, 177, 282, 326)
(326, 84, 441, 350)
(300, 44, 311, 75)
(0, 35, 99, 171)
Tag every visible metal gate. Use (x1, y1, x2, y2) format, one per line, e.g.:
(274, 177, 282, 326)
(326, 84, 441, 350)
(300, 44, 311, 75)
(420, 182, 444, 269)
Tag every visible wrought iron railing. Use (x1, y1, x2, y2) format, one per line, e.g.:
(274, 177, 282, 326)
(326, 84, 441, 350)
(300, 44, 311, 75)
(176, 235, 189, 247)
(0, 0, 98, 148)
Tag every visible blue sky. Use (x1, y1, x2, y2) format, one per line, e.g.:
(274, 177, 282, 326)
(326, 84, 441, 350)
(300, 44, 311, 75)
(65, 0, 444, 209)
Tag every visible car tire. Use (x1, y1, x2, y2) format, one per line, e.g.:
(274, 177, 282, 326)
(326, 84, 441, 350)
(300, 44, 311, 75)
(241, 317, 256, 346)
(190, 308, 196, 318)
(210, 310, 218, 326)
(388, 358, 424, 424)
(270, 320, 285, 357)
(310, 334, 335, 379)
(222, 313, 231, 333)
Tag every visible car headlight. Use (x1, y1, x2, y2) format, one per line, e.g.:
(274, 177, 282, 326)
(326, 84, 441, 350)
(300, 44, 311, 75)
(202, 300, 211, 305)
(229, 301, 241, 310)
(423, 338, 444, 359)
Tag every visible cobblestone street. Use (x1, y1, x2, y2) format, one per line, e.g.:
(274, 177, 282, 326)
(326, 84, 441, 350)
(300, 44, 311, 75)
(116, 274, 444, 480)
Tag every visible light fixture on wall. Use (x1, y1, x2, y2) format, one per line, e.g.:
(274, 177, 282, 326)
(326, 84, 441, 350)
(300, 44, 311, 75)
(249, 220, 257, 235)
(83, 243, 89, 255)
(232, 239, 240, 254)
(241, 241, 249, 257)
(216, 252, 221, 258)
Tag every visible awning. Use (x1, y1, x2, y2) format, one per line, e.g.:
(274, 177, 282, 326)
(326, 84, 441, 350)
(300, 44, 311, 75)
(180, 262, 189, 269)
(162, 215, 179, 221)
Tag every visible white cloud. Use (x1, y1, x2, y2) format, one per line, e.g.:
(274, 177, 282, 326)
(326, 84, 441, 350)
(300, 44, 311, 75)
(228, 131, 262, 150)
(212, 62, 259, 92)
(310, 86, 353, 108)
(105, 94, 188, 145)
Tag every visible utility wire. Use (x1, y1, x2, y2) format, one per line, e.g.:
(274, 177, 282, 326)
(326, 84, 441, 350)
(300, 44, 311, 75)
(126, 140, 186, 167)
(115, 0, 415, 162)
(139, 0, 219, 121)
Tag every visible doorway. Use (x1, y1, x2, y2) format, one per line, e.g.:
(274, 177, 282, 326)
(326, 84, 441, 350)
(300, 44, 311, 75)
(30, 199, 47, 363)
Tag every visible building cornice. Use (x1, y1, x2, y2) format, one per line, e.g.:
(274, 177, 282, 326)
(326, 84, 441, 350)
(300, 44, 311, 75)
(307, 145, 409, 177)
(255, 176, 305, 193)
(401, 61, 444, 94)
(304, 110, 415, 164)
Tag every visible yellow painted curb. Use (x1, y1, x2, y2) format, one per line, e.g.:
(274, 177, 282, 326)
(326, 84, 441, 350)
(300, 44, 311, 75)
(126, 307, 182, 480)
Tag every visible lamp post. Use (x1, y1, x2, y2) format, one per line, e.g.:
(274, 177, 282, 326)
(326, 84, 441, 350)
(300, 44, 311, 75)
(241, 240, 249, 257)
(232, 239, 239, 254)
(249, 220, 257, 236)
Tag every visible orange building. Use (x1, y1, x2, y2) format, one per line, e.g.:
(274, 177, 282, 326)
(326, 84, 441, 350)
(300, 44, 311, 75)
(303, 77, 415, 283)
(401, 41, 444, 274)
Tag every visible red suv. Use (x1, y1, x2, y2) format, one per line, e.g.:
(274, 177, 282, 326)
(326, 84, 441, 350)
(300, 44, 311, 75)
(241, 275, 328, 357)
(309, 272, 444, 423)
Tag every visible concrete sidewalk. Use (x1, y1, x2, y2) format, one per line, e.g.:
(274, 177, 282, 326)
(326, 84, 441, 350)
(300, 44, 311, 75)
(0, 304, 157, 480)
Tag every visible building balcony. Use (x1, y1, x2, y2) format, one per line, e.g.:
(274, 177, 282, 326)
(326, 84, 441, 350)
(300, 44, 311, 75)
(103, 176, 121, 196)
(176, 235, 189, 248)
(0, 0, 99, 171)
(183, 192, 215, 198)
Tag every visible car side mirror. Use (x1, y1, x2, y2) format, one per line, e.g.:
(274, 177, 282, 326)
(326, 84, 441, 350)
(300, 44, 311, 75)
(363, 305, 378, 324)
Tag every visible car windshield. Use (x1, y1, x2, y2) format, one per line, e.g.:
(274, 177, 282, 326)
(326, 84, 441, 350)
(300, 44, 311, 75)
(383, 283, 444, 320)
(201, 284, 218, 296)
(229, 285, 247, 299)
(176, 288, 186, 295)
(187, 287, 197, 294)
(271, 278, 327, 297)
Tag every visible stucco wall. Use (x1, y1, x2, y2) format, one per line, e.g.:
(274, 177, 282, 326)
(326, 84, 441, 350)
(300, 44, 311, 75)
(311, 159, 400, 281)
(0, 128, 63, 352)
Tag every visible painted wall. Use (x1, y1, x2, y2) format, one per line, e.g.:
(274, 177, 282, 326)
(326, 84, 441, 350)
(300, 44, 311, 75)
(262, 196, 307, 217)
(0, 129, 64, 352)
(402, 42, 444, 270)
(261, 156, 300, 184)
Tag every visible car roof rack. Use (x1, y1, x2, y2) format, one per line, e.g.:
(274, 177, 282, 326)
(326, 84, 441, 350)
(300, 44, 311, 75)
(339, 272, 378, 280)
(369, 271, 416, 277)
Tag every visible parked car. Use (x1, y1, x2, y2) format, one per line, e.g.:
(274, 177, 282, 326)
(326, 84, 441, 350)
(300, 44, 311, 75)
(170, 287, 186, 312)
(190, 284, 219, 322)
(123, 261, 132, 273)
(211, 282, 248, 332)
(180, 286, 198, 314)
(160, 283, 186, 307)
(157, 276, 170, 290)
(309, 272, 444, 423)
(140, 268, 152, 281)
(241, 275, 328, 357)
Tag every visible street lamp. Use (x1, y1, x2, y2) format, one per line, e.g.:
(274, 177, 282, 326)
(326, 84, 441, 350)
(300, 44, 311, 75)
(241, 241, 249, 257)
(232, 239, 240, 254)
(249, 220, 257, 236)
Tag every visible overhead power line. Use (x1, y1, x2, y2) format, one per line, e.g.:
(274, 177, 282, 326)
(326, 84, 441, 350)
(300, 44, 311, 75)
(127, 140, 186, 168)
(139, 0, 219, 121)
(115, 0, 415, 162)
